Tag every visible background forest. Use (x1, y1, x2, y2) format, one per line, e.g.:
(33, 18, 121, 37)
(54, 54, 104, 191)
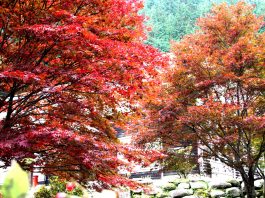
(142, 0, 265, 51)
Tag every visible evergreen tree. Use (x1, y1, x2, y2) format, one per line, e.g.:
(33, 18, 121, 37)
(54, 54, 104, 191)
(143, 0, 265, 51)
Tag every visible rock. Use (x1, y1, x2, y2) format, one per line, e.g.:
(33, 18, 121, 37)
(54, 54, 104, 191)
(170, 178, 189, 185)
(177, 182, 190, 189)
(163, 183, 177, 191)
(257, 191, 264, 197)
(241, 182, 246, 192)
(209, 181, 232, 189)
(132, 189, 142, 194)
(226, 179, 241, 187)
(169, 178, 179, 183)
(156, 191, 169, 198)
(255, 179, 264, 189)
(256, 189, 264, 196)
(190, 181, 208, 189)
(148, 187, 161, 195)
(226, 187, 242, 197)
(169, 189, 193, 198)
(194, 189, 210, 197)
(210, 189, 225, 198)
(182, 196, 197, 198)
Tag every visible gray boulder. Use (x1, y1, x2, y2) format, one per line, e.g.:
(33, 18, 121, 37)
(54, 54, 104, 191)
(255, 179, 264, 189)
(226, 187, 242, 197)
(194, 189, 210, 197)
(209, 181, 232, 189)
(256, 191, 262, 197)
(190, 181, 208, 190)
(156, 191, 169, 198)
(177, 182, 190, 189)
(163, 183, 177, 191)
(210, 189, 225, 198)
(226, 179, 241, 187)
(132, 195, 141, 198)
(169, 189, 194, 198)
(241, 182, 245, 192)
(170, 178, 189, 185)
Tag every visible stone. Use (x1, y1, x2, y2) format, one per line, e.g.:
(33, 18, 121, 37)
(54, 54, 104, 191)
(132, 189, 143, 194)
(226, 187, 242, 197)
(226, 179, 241, 187)
(132, 195, 141, 198)
(177, 182, 190, 189)
(190, 181, 208, 189)
(163, 183, 177, 191)
(210, 189, 225, 198)
(256, 189, 264, 197)
(241, 182, 246, 192)
(170, 178, 189, 185)
(255, 179, 264, 189)
(156, 191, 169, 198)
(169, 189, 194, 198)
(194, 189, 210, 197)
(148, 187, 162, 196)
(182, 196, 197, 198)
(209, 181, 232, 189)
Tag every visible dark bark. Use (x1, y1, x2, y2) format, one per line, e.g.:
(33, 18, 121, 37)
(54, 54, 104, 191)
(241, 169, 256, 198)
(3, 83, 17, 129)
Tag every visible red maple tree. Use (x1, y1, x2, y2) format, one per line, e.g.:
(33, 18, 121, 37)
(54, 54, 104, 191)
(0, 0, 164, 188)
(136, 2, 265, 198)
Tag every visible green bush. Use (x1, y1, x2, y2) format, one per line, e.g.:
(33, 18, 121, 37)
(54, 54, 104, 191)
(71, 187, 83, 196)
(2, 161, 29, 198)
(49, 177, 67, 195)
(34, 176, 83, 197)
(34, 186, 52, 198)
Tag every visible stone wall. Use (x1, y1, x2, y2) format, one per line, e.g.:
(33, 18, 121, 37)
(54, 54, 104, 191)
(133, 178, 264, 198)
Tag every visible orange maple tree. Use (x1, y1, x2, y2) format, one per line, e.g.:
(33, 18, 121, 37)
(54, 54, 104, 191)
(136, 2, 265, 198)
(0, 0, 164, 188)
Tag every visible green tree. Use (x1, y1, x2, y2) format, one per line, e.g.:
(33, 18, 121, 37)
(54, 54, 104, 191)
(143, 0, 210, 51)
(143, 0, 265, 51)
(163, 147, 197, 178)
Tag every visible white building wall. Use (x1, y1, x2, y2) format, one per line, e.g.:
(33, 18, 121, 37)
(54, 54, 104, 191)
(197, 144, 240, 180)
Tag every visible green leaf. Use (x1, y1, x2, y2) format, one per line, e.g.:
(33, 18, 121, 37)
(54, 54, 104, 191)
(2, 160, 29, 198)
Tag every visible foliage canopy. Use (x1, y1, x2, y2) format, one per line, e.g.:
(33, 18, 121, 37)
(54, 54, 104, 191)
(137, 2, 265, 197)
(0, 0, 163, 188)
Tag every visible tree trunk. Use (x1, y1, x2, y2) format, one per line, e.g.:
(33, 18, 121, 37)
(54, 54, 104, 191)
(244, 180, 256, 198)
(242, 171, 256, 198)
(263, 153, 265, 197)
(263, 177, 265, 198)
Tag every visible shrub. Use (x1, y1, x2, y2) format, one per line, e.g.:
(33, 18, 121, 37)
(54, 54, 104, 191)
(34, 176, 83, 197)
(34, 186, 52, 198)
(49, 177, 67, 195)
